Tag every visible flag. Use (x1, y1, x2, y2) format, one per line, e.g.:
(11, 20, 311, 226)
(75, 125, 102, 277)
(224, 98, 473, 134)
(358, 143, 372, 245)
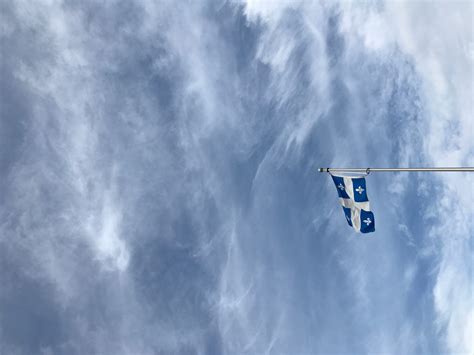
(331, 174, 375, 233)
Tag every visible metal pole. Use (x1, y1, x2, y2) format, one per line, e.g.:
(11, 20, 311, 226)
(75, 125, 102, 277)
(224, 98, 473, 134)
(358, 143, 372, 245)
(318, 167, 474, 173)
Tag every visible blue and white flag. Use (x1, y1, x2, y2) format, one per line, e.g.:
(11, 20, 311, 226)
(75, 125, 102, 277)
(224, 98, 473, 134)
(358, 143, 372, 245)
(331, 174, 375, 233)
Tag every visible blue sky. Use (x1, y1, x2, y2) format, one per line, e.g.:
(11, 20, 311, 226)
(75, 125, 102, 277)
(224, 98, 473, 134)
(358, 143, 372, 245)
(0, 1, 472, 354)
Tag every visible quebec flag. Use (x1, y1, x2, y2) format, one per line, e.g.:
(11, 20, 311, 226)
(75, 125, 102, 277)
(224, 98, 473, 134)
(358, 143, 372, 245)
(331, 174, 375, 233)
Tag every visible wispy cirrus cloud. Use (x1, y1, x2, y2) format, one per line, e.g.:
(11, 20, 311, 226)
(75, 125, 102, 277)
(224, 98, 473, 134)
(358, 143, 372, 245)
(337, 2, 473, 352)
(0, 0, 471, 354)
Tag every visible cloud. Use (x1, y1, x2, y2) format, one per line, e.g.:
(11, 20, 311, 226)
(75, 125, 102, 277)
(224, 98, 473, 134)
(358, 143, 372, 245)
(238, 0, 472, 353)
(337, 2, 473, 352)
(1, 0, 471, 354)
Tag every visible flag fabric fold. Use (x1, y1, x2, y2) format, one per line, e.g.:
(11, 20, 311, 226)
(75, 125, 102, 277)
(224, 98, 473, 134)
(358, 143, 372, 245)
(331, 174, 375, 233)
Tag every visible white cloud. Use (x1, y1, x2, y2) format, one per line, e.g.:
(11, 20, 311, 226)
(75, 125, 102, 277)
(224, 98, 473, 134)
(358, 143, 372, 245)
(339, 3, 474, 352)
(2, 0, 472, 353)
(10, 0, 130, 275)
(243, 0, 473, 353)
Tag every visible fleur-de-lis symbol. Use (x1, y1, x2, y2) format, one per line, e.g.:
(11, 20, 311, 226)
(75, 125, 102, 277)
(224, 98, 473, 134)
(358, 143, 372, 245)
(363, 217, 372, 226)
(338, 183, 345, 191)
(355, 186, 365, 194)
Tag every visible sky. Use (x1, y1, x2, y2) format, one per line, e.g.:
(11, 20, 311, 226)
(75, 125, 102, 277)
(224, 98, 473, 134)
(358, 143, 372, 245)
(0, 0, 473, 354)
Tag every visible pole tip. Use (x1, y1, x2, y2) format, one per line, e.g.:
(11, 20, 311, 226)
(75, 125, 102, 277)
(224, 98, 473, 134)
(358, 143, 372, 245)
(318, 168, 326, 172)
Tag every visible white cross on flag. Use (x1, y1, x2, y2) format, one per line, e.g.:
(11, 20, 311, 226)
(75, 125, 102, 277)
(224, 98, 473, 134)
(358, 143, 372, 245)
(331, 174, 375, 233)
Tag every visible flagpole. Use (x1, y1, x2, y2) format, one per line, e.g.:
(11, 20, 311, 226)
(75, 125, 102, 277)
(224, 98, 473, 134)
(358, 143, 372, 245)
(318, 167, 474, 173)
